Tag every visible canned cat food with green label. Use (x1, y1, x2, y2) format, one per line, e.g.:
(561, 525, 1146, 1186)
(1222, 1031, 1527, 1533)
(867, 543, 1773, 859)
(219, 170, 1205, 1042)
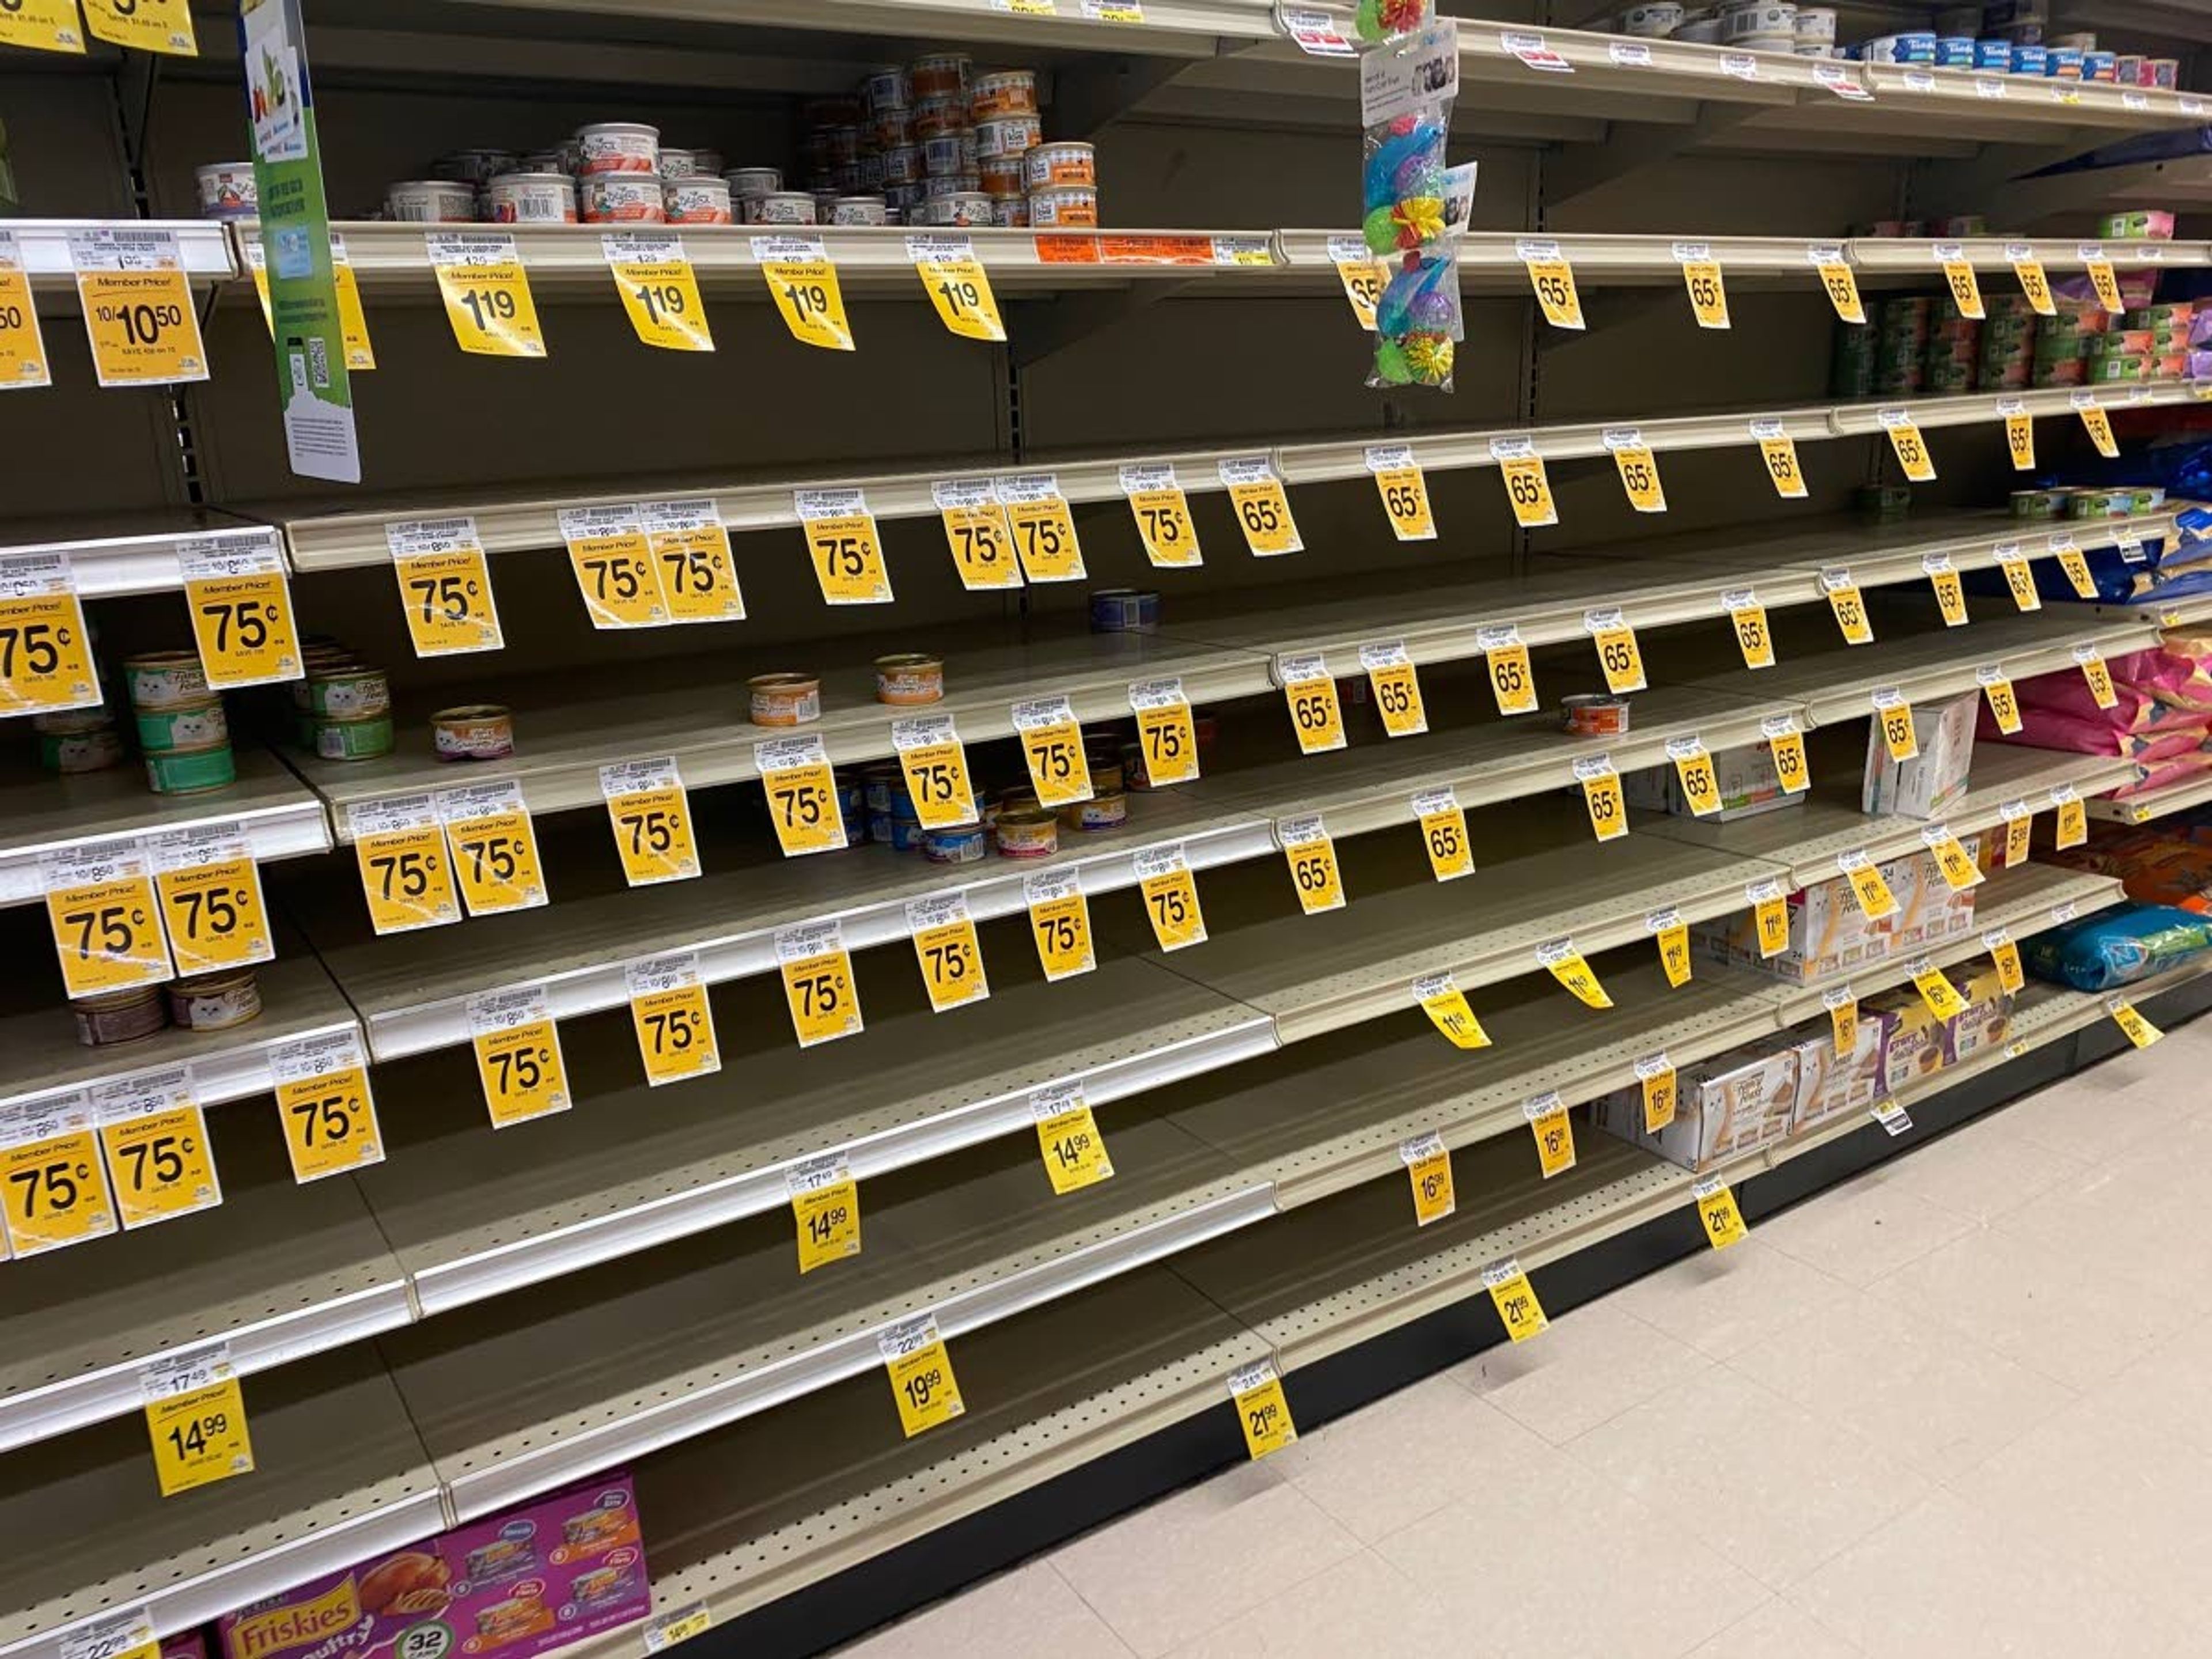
(135, 700, 229, 755)
(307, 666, 390, 719)
(168, 968, 262, 1032)
(145, 744, 237, 796)
(314, 713, 396, 761)
(126, 651, 210, 710)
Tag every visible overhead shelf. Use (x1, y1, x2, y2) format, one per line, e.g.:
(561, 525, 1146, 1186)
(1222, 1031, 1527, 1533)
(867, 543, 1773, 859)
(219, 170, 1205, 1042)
(0, 749, 333, 909)
(0, 512, 286, 601)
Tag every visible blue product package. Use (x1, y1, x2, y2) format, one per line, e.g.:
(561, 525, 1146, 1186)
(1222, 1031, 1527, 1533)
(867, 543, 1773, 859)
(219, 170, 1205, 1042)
(1975, 38, 2010, 70)
(2013, 43, 2047, 74)
(2083, 49, 2116, 82)
(2022, 902, 2212, 991)
(1937, 35, 1975, 66)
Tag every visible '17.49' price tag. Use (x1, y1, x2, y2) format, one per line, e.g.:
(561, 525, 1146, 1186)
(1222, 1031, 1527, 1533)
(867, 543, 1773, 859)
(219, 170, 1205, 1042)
(142, 1345, 253, 1500)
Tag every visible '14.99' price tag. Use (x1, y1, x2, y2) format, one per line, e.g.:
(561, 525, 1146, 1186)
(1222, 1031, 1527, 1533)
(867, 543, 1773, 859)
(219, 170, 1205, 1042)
(142, 1345, 253, 1500)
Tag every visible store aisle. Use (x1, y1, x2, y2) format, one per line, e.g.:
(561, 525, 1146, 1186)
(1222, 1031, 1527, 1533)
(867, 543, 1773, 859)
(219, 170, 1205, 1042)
(837, 1016, 2212, 1659)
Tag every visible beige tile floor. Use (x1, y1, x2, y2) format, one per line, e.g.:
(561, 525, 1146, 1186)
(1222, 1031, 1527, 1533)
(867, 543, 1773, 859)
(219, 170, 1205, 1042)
(838, 1014, 2212, 1659)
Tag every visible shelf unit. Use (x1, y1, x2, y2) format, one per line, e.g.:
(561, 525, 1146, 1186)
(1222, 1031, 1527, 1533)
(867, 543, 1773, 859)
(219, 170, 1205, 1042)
(5, 2, 2208, 1655)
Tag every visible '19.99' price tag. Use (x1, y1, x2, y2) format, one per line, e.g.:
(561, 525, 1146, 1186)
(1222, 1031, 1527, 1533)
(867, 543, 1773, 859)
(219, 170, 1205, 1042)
(880, 1315, 964, 1437)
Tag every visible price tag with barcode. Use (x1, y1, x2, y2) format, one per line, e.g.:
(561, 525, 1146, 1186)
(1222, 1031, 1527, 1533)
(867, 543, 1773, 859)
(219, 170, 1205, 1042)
(628, 952, 721, 1086)
(757, 733, 849, 857)
(1359, 640, 1426, 737)
(1414, 786, 1472, 882)
(1750, 418, 1808, 499)
(755, 234, 854, 350)
(1478, 623, 1537, 715)
(1400, 1131, 1454, 1225)
(1366, 445, 1435, 541)
(1219, 456, 1302, 556)
(1120, 462, 1202, 569)
(1648, 906, 1691, 987)
(1674, 241, 1729, 329)
(908, 891, 990, 1013)
(1822, 567, 1873, 645)
(1723, 588, 1774, 669)
(270, 1032, 383, 1183)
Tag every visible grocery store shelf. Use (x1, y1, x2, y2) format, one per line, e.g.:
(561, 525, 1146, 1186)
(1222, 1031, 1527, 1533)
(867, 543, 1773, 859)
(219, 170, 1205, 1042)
(0, 512, 285, 600)
(0, 950, 360, 1117)
(1844, 236, 2210, 275)
(2089, 768, 2212, 824)
(0, 1351, 441, 1659)
(1824, 382, 2194, 438)
(301, 622, 1273, 830)
(9, 219, 238, 295)
(1973, 157, 2212, 226)
(0, 749, 332, 908)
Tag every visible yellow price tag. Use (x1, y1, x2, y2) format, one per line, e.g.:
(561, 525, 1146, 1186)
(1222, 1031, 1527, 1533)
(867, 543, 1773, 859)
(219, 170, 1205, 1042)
(1749, 879, 1790, 959)
(1414, 787, 1473, 882)
(910, 236, 1005, 342)
(1359, 642, 1426, 738)
(644, 1608, 714, 1654)
(1129, 679, 1201, 786)
(2003, 408, 2036, 472)
(429, 231, 545, 356)
(1279, 653, 1347, 755)
(1692, 1175, 1747, 1250)
(439, 782, 548, 916)
(1873, 690, 1918, 761)
(605, 234, 713, 351)
(757, 736, 850, 858)
(881, 1317, 965, 1437)
(1649, 907, 1692, 988)
(1978, 667, 2023, 734)
(1815, 256, 1864, 324)
(1752, 421, 1809, 499)
(1908, 957, 1967, 1022)
(894, 711, 979, 830)
(1415, 971, 1490, 1050)
(1607, 434, 1667, 514)
(0, 233, 50, 387)
(600, 758, 703, 886)
(909, 893, 990, 1014)
(180, 540, 301, 690)
(1710, 589, 1772, 671)
(2084, 258, 2124, 315)
(933, 480, 1021, 591)
(755, 235, 854, 350)
(1924, 556, 1967, 627)
(788, 1156, 860, 1273)
(0, 0, 84, 54)
(1679, 253, 1730, 328)
(1997, 548, 2040, 613)
(1823, 570, 1873, 645)
(1921, 825, 1983, 892)
(1576, 758, 1628, 843)
(1526, 1093, 1576, 1178)
(82, 0, 193, 53)
(2010, 253, 2056, 316)
(1940, 256, 1984, 320)
(1333, 249, 1386, 329)
(1984, 930, 2024, 995)
(1220, 457, 1302, 556)
(1537, 938, 1612, 1009)
(43, 842, 171, 997)
(777, 921, 864, 1047)
(145, 1366, 253, 1500)
(1479, 626, 1538, 715)
(469, 990, 570, 1129)
(627, 953, 721, 1086)
(1032, 1084, 1113, 1195)
(1838, 851, 1899, 919)
(270, 1032, 384, 1183)
(71, 228, 208, 384)
(1229, 1360, 1297, 1459)
(1637, 1053, 1677, 1132)
(1370, 456, 1437, 542)
(0, 1100, 116, 1256)
(387, 517, 502, 657)
(1137, 845, 1207, 951)
(1495, 446, 1558, 530)
(795, 487, 891, 605)
(560, 507, 664, 630)
(2054, 541, 2097, 599)
(2073, 647, 2118, 714)
(1400, 1132, 1455, 1225)
(646, 499, 745, 623)
(1012, 695, 1093, 806)
(998, 474, 1085, 581)
(243, 233, 376, 370)
(1120, 464, 1202, 568)
(148, 827, 272, 975)
(1522, 249, 1585, 329)
(349, 797, 460, 935)
(94, 1071, 218, 1231)
(1825, 987, 1858, 1057)
(1883, 416, 1937, 483)
(1279, 816, 1344, 916)
(1585, 611, 1644, 694)
(2052, 787, 2086, 850)
(1668, 738, 1722, 817)
(1484, 1261, 1549, 1342)
(1025, 870, 1095, 982)
(2107, 996, 2161, 1048)
(2001, 802, 2032, 869)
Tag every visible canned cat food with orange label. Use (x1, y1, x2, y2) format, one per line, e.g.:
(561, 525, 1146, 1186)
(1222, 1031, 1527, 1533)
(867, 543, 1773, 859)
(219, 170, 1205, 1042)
(433, 704, 516, 762)
(971, 69, 1039, 119)
(995, 808, 1059, 858)
(1024, 142, 1096, 190)
(875, 653, 945, 705)
(749, 673, 822, 726)
(1027, 185, 1098, 228)
(577, 122, 660, 175)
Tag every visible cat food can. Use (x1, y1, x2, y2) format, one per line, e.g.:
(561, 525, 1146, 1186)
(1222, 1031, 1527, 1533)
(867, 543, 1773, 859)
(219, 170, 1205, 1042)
(911, 52, 972, 99)
(386, 180, 478, 222)
(1027, 186, 1097, 228)
(126, 652, 210, 710)
(875, 653, 945, 705)
(752, 191, 819, 225)
(433, 150, 518, 184)
(1561, 694, 1631, 736)
(993, 197, 1030, 227)
(2082, 49, 2116, 81)
(72, 986, 168, 1048)
(865, 66, 913, 111)
(39, 723, 124, 774)
(485, 172, 577, 224)
(2010, 488, 2067, 520)
(749, 673, 821, 726)
(975, 115, 1041, 159)
(577, 122, 660, 175)
(313, 713, 395, 761)
(657, 147, 705, 179)
(582, 173, 666, 223)
(922, 131, 971, 177)
(920, 193, 995, 227)
(833, 195, 889, 225)
(1060, 789, 1128, 831)
(1620, 2, 1684, 33)
(970, 69, 1039, 118)
(980, 158, 1025, 197)
(994, 808, 1059, 858)
(433, 704, 514, 762)
(665, 176, 733, 223)
(136, 699, 229, 754)
(306, 666, 389, 718)
(922, 824, 988, 864)
(196, 162, 257, 219)
(726, 166, 782, 202)
(912, 96, 968, 139)
(881, 145, 923, 185)
(145, 744, 237, 796)
(1024, 142, 1096, 190)
(1090, 588, 1160, 632)
(168, 969, 262, 1032)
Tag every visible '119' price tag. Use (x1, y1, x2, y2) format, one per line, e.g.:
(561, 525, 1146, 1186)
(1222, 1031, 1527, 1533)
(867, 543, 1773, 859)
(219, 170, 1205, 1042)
(604, 231, 714, 352)
(908, 234, 1006, 341)
(753, 234, 854, 350)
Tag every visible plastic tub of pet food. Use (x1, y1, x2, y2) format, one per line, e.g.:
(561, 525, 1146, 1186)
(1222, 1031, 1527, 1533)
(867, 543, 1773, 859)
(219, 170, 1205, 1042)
(312, 712, 395, 761)
(921, 193, 997, 226)
(970, 69, 1038, 118)
(726, 166, 782, 203)
(433, 704, 514, 762)
(486, 172, 578, 224)
(145, 744, 236, 796)
(2082, 49, 2116, 81)
(1090, 589, 1160, 633)
(1561, 694, 1631, 736)
(1621, 2, 1684, 34)
(865, 65, 912, 112)
(994, 808, 1059, 858)
(749, 673, 822, 727)
(975, 115, 1041, 160)
(657, 147, 706, 179)
(582, 173, 666, 223)
(875, 653, 945, 706)
(1024, 142, 1096, 190)
(387, 180, 479, 222)
(1722, 4, 1794, 42)
(577, 122, 660, 175)
(433, 149, 517, 184)
(168, 968, 262, 1032)
(196, 162, 256, 220)
(1791, 6, 1834, 40)
(912, 96, 968, 139)
(136, 699, 228, 755)
(1027, 186, 1097, 228)
(662, 175, 732, 224)
(832, 195, 889, 225)
(911, 52, 972, 99)
(73, 986, 166, 1048)
(126, 651, 210, 710)
(752, 191, 819, 225)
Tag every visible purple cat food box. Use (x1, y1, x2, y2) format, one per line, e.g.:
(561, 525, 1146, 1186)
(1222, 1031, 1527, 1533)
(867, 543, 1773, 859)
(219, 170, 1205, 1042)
(218, 1474, 649, 1659)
